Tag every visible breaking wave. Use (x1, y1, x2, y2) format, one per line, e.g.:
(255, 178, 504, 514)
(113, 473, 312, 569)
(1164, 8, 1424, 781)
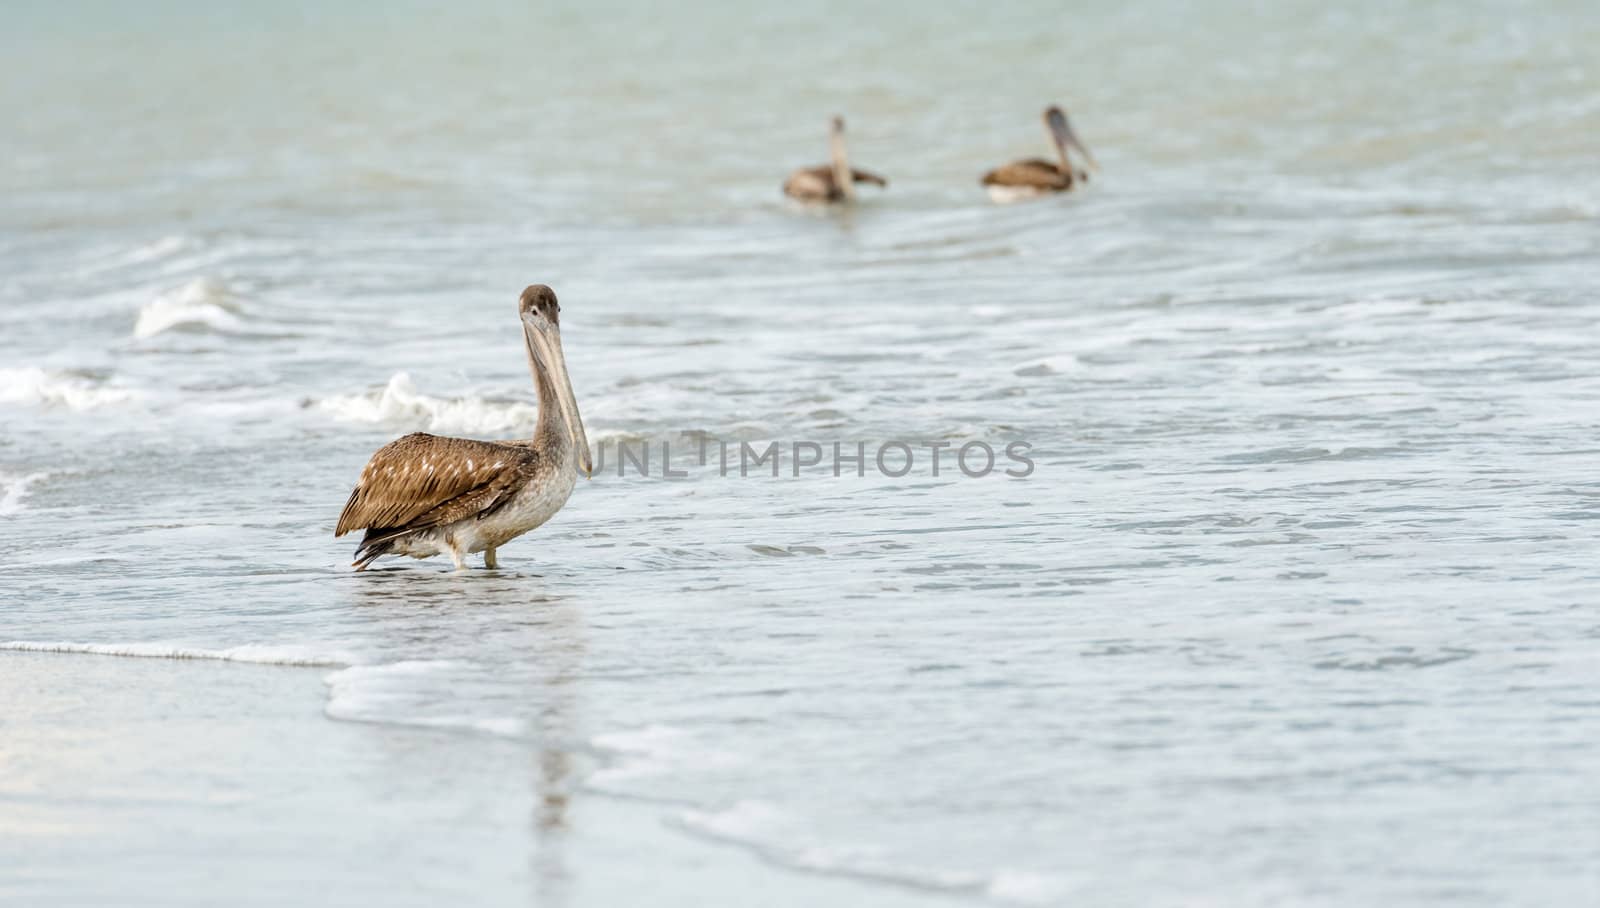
(133, 277, 247, 338)
(313, 372, 540, 436)
(0, 367, 138, 410)
(0, 472, 47, 516)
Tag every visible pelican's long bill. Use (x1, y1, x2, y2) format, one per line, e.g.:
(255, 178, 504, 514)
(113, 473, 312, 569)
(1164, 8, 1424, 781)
(1046, 107, 1099, 172)
(522, 314, 594, 478)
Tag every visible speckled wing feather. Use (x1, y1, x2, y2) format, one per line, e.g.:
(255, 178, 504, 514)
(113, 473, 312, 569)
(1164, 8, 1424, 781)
(334, 433, 537, 538)
(980, 158, 1068, 189)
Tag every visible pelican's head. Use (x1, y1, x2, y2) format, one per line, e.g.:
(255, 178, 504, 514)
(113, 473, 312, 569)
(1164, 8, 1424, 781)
(519, 284, 593, 478)
(1044, 105, 1098, 172)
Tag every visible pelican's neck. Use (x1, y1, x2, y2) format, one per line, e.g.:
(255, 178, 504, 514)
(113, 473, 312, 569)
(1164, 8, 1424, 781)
(829, 126, 855, 201)
(1048, 129, 1071, 176)
(529, 352, 572, 459)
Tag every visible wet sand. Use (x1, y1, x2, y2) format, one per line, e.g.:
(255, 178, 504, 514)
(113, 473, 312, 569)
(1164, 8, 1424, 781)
(0, 652, 942, 907)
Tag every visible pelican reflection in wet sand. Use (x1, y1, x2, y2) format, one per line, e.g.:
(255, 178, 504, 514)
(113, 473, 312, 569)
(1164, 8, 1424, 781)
(783, 116, 888, 203)
(335, 285, 592, 571)
(981, 105, 1099, 203)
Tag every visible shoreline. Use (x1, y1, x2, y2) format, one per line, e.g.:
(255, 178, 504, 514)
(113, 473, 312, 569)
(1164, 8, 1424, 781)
(0, 650, 946, 908)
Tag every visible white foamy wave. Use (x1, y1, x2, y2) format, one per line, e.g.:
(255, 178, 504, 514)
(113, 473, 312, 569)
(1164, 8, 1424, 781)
(323, 661, 526, 737)
(675, 800, 1076, 906)
(0, 368, 138, 410)
(587, 724, 745, 791)
(0, 472, 47, 516)
(314, 372, 540, 436)
(0, 640, 355, 667)
(133, 277, 246, 338)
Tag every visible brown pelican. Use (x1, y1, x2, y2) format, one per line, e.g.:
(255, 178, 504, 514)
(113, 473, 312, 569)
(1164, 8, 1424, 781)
(783, 116, 888, 203)
(335, 285, 592, 571)
(980, 105, 1098, 203)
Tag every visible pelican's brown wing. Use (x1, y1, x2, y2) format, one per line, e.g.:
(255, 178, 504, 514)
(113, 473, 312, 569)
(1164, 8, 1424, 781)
(783, 165, 839, 200)
(784, 165, 888, 200)
(980, 158, 1069, 189)
(335, 433, 536, 538)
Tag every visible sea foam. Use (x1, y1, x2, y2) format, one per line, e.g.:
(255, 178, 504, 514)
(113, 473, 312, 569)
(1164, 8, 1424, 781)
(0, 368, 137, 410)
(314, 372, 540, 436)
(133, 277, 246, 338)
(322, 661, 527, 737)
(0, 640, 354, 667)
(0, 472, 47, 516)
(586, 723, 746, 792)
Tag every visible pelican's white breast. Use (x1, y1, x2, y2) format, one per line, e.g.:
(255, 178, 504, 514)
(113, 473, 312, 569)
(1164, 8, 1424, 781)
(464, 466, 578, 553)
(986, 184, 1051, 205)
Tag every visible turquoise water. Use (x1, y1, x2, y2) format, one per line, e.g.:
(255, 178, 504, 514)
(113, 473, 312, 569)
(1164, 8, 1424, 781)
(3, 1, 1599, 904)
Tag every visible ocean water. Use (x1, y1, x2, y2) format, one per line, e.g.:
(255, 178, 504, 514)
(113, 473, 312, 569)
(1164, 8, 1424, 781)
(3, 0, 1599, 904)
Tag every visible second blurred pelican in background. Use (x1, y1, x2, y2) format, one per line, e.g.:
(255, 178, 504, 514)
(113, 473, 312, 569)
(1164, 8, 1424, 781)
(981, 105, 1098, 203)
(783, 116, 888, 204)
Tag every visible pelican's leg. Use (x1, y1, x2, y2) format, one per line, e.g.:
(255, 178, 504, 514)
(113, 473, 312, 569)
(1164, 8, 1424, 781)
(484, 547, 498, 570)
(445, 536, 468, 571)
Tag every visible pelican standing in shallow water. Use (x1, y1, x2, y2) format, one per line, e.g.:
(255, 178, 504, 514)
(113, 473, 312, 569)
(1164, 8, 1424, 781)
(335, 285, 592, 571)
(981, 105, 1099, 203)
(783, 116, 888, 203)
